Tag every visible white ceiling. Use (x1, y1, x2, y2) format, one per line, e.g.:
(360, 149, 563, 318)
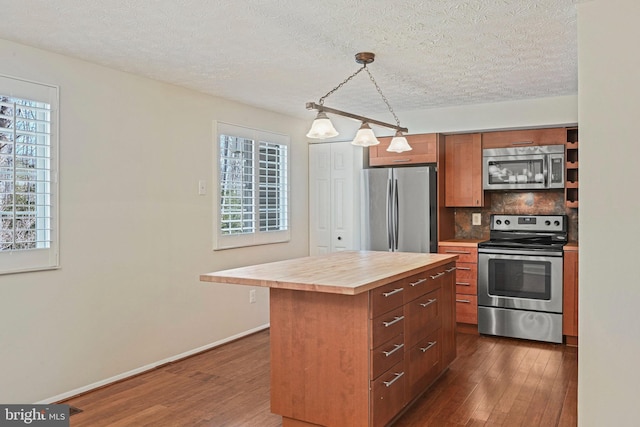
(0, 0, 579, 122)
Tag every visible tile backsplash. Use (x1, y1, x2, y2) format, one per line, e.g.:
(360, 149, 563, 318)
(454, 190, 578, 242)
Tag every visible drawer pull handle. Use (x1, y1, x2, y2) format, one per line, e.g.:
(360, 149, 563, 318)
(392, 159, 412, 163)
(420, 298, 437, 308)
(409, 278, 427, 287)
(456, 299, 471, 304)
(512, 141, 534, 145)
(383, 316, 405, 327)
(429, 272, 445, 279)
(445, 267, 457, 273)
(382, 343, 404, 357)
(456, 282, 471, 286)
(456, 267, 471, 271)
(383, 371, 405, 387)
(382, 288, 404, 297)
(420, 341, 437, 353)
(445, 250, 470, 254)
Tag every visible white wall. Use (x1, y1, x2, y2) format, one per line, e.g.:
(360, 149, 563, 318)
(578, 1, 640, 425)
(400, 95, 578, 134)
(324, 94, 577, 138)
(0, 39, 309, 403)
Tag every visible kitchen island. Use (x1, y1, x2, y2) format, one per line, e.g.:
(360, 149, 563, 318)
(200, 251, 458, 427)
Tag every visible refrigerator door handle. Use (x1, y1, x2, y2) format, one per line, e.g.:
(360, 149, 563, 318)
(387, 176, 393, 251)
(393, 178, 399, 250)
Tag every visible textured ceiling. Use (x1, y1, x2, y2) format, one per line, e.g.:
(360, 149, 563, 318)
(0, 0, 579, 121)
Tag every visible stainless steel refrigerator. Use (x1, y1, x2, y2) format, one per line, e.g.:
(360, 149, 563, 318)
(361, 166, 437, 253)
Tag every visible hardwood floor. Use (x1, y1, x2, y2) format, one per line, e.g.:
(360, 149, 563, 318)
(63, 329, 577, 426)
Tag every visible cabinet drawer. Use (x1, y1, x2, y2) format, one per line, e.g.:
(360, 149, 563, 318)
(371, 306, 405, 349)
(456, 294, 478, 324)
(438, 246, 477, 263)
(369, 134, 437, 167)
(403, 270, 440, 303)
(370, 360, 407, 427)
(456, 281, 477, 296)
(405, 288, 441, 348)
(407, 329, 441, 398)
(371, 335, 405, 380)
(370, 280, 405, 318)
(455, 262, 477, 294)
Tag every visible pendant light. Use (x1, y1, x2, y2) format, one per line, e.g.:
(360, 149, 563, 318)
(306, 111, 339, 139)
(305, 52, 411, 152)
(387, 131, 412, 152)
(351, 123, 380, 147)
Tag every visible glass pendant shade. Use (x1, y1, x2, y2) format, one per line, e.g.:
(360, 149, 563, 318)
(351, 123, 380, 147)
(386, 131, 412, 153)
(306, 111, 339, 139)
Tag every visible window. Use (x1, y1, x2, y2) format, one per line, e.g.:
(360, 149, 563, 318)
(0, 75, 58, 274)
(214, 122, 289, 249)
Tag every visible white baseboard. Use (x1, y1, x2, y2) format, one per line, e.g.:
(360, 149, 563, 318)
(37, 324, 270, 404)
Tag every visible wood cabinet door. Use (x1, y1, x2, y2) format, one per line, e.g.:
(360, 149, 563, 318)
(406, 329, 441, 399)
(369, 133, 437, 166)
(563, 248, 579, 337)
(455, 294, 478, 324)
(444, 133, 484, 207)
(482, 128, 567, 149)
(370, 360, 407, 427)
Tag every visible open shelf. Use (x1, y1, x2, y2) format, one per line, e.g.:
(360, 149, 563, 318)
(565, 127, 579, 208)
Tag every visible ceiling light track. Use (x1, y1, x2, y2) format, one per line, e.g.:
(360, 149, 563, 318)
(305, 102, 408, 134)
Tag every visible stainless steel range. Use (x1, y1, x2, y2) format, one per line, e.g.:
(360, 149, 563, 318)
(477, 214, 567, 343)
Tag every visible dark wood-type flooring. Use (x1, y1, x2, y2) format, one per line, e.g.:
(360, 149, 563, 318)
(63, 329, 577, 426)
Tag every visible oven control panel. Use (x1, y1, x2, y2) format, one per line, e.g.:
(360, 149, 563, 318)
(490, 214, 566, 232)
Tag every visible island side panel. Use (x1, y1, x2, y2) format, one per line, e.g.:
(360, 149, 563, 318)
(440, 264, 457, 367)
(270, 288, 370, 427)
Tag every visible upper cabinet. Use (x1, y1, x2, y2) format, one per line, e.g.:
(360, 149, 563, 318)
(444, 133, 484, 207)
(369, 133, 437, 166)
(482, 128, 567, 148)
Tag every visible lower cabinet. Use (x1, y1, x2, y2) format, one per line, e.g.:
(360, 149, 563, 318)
(438, 244, 478, 326)
(563, 245, 579, 344)
(371, 360, 407, 427)
(406, 329, 441, 398)
(369, 263, 456, 427)
(270, 261, 457, 427)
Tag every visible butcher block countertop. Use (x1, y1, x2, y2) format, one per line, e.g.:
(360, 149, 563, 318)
(200, 250, 458, 295)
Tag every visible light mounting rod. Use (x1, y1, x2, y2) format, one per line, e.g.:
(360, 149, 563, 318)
(306, 102, 408, 133)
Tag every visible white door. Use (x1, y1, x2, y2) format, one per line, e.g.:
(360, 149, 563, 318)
(309, 143, 361, 255)
(309, 143, 331, 254)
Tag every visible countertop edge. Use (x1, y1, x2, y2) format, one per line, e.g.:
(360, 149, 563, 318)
(564, 242, 579, 251)
(438, 239, 485, 247)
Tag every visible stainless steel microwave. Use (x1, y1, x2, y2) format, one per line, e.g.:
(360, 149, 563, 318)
(483, 144, 565, 190)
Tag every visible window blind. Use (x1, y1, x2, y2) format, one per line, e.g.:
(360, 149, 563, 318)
(0, 75, 58, 274)
(214, 121, 290, 250)
(259, 141, 288, 232)
(219, 135, 255, 235)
